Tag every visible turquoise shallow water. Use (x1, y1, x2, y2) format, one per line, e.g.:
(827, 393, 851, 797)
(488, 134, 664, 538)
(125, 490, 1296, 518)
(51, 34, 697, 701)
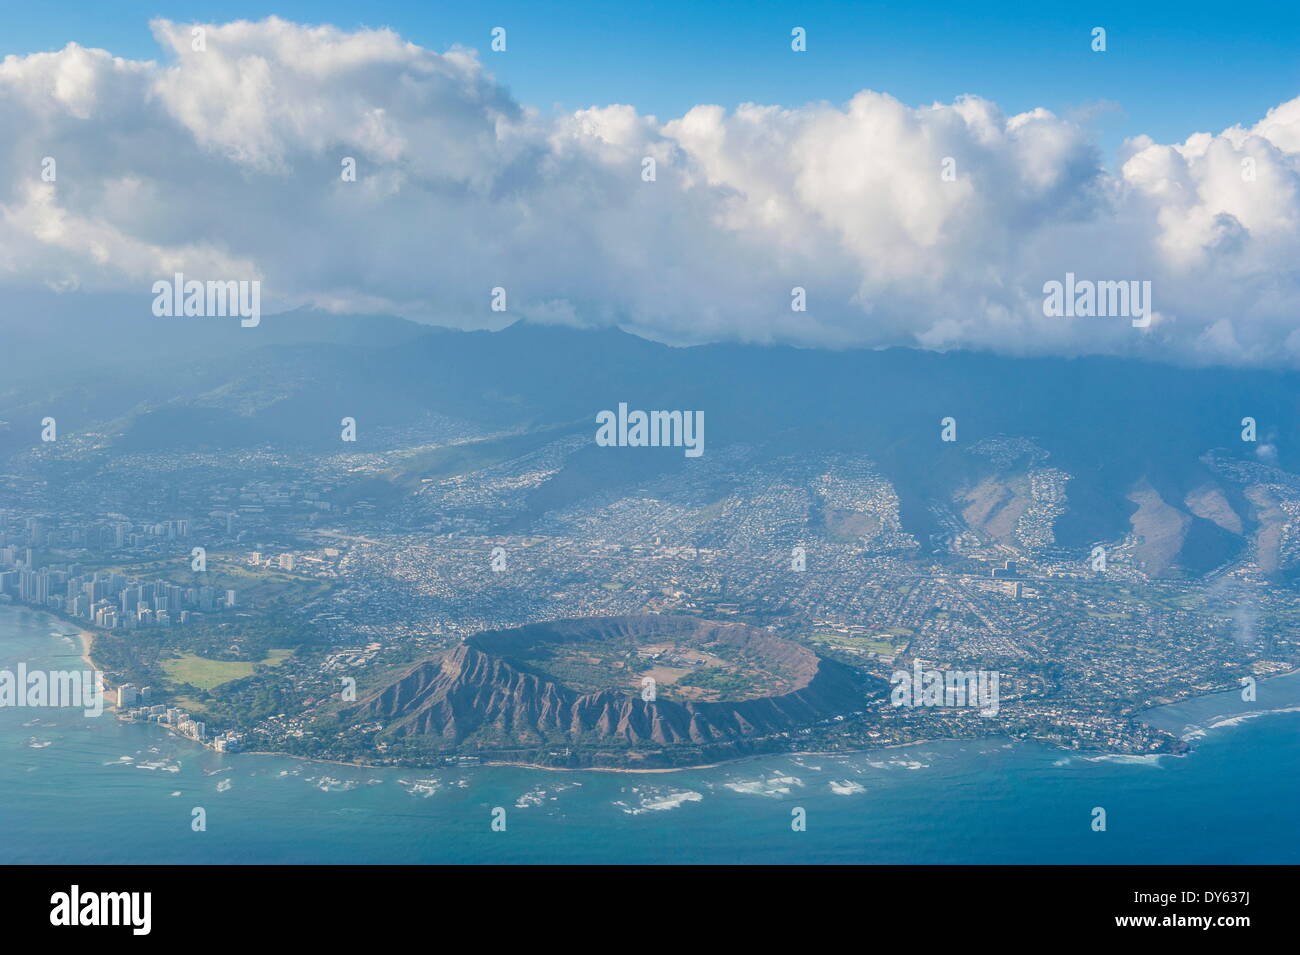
(2, 604, 1297, 864)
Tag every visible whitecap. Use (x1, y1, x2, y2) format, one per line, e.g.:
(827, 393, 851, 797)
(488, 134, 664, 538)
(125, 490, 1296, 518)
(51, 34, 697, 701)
(1078, 753, 1163, 766)
(398, 777, 442, 798)
(614, 786, 703, 814)
(829, 779, 865, 795)
(723, 774, 805, 797)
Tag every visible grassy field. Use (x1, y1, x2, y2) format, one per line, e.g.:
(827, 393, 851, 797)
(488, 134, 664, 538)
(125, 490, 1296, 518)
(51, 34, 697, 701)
(807, 631, 901, 655)
(162, 649, 293, 690)
(512, 636, 789, 701)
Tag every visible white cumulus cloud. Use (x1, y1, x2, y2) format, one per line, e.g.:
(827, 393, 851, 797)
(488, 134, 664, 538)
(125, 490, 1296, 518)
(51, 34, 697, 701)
(1, 16, 1299, 366)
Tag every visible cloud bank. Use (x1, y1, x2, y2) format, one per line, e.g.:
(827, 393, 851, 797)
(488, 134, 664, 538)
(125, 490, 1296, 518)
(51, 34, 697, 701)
(2, 16, 1299, 365)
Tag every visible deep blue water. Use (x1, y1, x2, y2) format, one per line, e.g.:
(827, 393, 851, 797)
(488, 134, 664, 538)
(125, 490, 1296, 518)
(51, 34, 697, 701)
(2, 604, 1297, 864)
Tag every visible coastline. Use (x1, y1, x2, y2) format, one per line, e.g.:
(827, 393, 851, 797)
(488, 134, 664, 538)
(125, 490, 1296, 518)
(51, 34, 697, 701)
(8, 603, 1299, 776)
(242, 666, 1300, 775)
(241, 751, 731, 774)
(74, 624, 119, 712)
(0, 600, 103, 675)
(165, 686, 1300, 776)
(1134, 664, 1300, 717)
(77, 626, 95, 670)
(1, 604, 112, 708)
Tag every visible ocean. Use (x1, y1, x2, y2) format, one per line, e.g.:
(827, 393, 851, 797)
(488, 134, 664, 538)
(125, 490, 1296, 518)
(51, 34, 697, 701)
(2, 604, 1297, 864)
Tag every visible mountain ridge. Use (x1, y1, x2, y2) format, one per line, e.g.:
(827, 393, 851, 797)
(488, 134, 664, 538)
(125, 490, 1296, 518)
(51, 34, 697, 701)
(342, 615, 871, 757)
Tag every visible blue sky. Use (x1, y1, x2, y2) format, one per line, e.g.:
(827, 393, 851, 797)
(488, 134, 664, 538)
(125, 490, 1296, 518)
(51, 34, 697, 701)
(5, 1, 1300, 162)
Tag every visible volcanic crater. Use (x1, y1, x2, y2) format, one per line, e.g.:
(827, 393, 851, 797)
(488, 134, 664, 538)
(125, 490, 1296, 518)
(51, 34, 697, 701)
(344, 615, 867, 758)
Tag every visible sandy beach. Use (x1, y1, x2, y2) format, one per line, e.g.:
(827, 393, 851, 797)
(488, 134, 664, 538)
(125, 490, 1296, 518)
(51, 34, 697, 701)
(76, 627, 95, 668)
